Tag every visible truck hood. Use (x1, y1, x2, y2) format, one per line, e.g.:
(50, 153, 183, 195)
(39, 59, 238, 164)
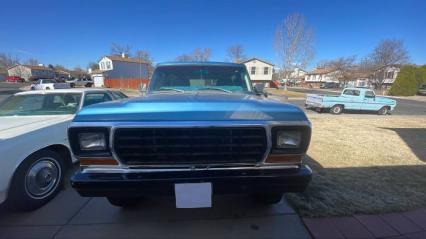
(74, 92, 308, 122)
(0, 115, 73, 139)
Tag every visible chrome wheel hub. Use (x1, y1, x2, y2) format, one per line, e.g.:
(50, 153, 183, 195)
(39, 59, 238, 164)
(25, 158, 60, 199)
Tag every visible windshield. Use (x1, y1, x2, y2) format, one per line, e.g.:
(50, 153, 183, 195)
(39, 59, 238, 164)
(0, 93, 82, 116)
(149, 65, 253, 93)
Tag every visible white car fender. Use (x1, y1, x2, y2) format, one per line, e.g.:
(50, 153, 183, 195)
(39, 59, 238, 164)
(0, 117, 76, 204)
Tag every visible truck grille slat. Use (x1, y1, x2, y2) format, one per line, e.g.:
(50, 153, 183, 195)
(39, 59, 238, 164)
(113, 127, 267, 165)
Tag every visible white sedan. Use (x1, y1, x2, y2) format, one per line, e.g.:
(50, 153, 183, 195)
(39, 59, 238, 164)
(0, 88, 128, 210)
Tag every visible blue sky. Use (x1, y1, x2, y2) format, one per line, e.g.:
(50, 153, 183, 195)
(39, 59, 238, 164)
(0, 0, 425, 69)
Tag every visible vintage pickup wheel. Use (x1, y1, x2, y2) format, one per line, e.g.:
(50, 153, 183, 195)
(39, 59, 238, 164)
(5, 150, 66, 211)
(253, 193, 283, 204)
(107, 197, 141, 208)
(330, 105, 343, 114)
(378, 106, 389, 115)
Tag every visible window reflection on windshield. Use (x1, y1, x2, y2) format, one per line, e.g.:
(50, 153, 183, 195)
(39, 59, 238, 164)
(150, 66, 253, 93)
(0, 93, 82, 116)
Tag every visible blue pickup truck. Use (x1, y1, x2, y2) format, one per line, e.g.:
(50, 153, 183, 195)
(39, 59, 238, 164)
(305, 88, 397, 115)
(67, 62, 312, 208)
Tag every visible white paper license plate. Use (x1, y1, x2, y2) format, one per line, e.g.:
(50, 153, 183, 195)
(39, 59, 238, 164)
(174, 182, 212, 208)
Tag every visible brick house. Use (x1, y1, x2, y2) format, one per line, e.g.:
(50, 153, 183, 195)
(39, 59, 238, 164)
(7, 65, 55, 82)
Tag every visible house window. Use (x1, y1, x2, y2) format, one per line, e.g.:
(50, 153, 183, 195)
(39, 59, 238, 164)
(100, 62, 105, 70)
(106, 61, 111, 70)
(251, 66, 256, 75)
(387, 71, 394, 79)
(263, 67, 269, 75)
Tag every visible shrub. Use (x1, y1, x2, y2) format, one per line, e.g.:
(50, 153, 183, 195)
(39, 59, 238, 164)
(389, 65, 426, 96)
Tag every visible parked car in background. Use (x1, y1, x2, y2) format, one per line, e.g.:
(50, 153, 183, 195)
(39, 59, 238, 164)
(320, 82, 339, 89)
(417, 84, 426, 96)
(30, 79, 70, 90)
(305, 87, 397, 115)
(66, 78, 94, 88)
(0, 88, 127, 211)
(5, 76, 25, 83)
(69, 62, 312, 208)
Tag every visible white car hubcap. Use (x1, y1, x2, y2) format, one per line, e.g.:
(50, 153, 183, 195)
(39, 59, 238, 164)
(25, 158, 60, 199)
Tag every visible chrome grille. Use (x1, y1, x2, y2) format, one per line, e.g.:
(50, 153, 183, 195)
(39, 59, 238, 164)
(113, 127, 267, 165)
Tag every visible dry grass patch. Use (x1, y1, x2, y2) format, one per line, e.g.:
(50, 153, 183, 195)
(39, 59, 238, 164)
(266, 89, 306, 98)
(286, 115, 426, 217)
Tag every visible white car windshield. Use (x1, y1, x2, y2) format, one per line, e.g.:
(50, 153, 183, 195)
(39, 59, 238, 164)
(0, 93, 82, 116)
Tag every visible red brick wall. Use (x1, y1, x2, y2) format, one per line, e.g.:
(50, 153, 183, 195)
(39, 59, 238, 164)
(104, 78, 149, 90)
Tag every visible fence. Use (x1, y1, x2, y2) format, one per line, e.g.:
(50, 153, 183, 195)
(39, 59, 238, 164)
(104, 78, 149, 90)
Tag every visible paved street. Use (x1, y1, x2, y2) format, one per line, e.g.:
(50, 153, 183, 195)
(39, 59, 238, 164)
(0, 83, 23, 103)
(287, 87, 426, 116)
(0, 176, 310, 239)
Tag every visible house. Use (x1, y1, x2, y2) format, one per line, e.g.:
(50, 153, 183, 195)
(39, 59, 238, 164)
(303, 68, 340, 88)
(346, 66, 400, 89)
(97, 53, 150, 89)
(54, 69, 72, 80)
(7, 64, 55, 82)
(282, 68, 307, 86)
(242, 58, 274, 87)
(373, 66, 400, 88)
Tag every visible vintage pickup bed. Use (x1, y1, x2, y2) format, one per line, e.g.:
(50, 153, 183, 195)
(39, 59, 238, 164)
(305, 87, 397, 115)
(68, 62, 312, 207)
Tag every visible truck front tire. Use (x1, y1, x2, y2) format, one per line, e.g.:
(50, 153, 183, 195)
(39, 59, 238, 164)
(330, 105, 343, 114)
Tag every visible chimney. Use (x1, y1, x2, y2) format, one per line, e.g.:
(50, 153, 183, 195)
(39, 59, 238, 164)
(121, 52, 128, 58)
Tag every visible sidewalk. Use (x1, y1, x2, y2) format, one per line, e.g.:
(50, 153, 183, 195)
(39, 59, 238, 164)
(303, 208, 426, 239)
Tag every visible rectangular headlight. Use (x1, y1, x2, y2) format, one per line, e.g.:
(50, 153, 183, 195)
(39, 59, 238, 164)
(79, 132, 106, 151)
(276, 130, 302, 148)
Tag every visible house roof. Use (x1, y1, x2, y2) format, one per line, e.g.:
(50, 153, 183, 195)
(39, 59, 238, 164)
(8, 64, 53, 71)
(105, 55, 149, 64)
(241, 58, 274, 66)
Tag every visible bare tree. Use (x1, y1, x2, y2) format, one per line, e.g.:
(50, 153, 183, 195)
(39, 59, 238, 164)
(175, 48, 211, 62)
(135, 50, 153, 64)
(274, 13, 315, 80)
(25, 58, 40, 66)
(0, 53, 20, 72)
(192, 48, 211, 62)
(175, 54, 194, 62)
(110, 43, 132, 56)
(135, 50, 155, 78)
(319, 56, 357, 84)
(369, 39, 409, 89)
(87, 62, 100, 70)
(227, 44, 246, 63)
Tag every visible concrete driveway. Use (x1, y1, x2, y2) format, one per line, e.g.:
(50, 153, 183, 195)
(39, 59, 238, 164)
(0, 176, 311, 239)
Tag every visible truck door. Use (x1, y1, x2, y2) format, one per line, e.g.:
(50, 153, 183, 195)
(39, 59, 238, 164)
(341, 89, 361, 110)
(361, 90, 377, 111)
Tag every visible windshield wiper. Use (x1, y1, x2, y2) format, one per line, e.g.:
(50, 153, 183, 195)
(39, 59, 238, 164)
(156, 88, 185, 93)
(197, 87, 232, 93)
